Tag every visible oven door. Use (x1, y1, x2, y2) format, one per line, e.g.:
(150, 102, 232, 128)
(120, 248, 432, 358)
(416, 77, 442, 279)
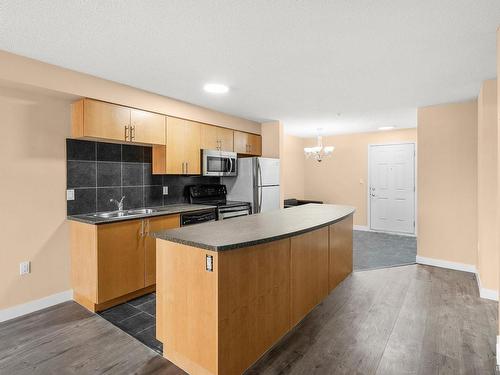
(218, 206, 251, 220)
(203, 150, 237, 176)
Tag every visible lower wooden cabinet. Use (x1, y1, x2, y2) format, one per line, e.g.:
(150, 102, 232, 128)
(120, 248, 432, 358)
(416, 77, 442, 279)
(71, 214, 180, 312)
(145, 215, 180, 287)
(329, 215, 354, 291)
(290, 227, 329, 326)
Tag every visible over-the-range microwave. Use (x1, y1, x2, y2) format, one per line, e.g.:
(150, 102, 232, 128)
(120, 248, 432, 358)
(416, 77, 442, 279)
(202, 149, 237, 177)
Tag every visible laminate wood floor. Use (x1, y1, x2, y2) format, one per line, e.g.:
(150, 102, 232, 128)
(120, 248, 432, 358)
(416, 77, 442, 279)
(0, 265, 497, 375)
(247, 265, 498, 375)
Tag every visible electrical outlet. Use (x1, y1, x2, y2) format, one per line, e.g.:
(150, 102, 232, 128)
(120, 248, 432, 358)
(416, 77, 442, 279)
(66, 189, 75, 201)
(163, 186, 169, 195)
(19, 261, 31, 275)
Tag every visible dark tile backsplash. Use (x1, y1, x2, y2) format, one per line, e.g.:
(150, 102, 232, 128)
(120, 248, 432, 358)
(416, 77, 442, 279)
(66, 139, 219, 215)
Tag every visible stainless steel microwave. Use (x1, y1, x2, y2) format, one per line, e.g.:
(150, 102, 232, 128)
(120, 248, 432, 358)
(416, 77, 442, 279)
(202, 150, 237, 176)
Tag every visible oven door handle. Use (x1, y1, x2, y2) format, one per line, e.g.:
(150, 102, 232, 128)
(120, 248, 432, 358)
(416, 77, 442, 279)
(228, 157, 233, 175)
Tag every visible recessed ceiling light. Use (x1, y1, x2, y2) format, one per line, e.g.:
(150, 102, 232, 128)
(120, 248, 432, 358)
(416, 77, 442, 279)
(203, 83, 229, 94)
(378, 126, 395, 131)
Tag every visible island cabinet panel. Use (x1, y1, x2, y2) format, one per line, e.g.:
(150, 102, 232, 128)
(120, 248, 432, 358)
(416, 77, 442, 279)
(217, 239, 291, 375)
(97, 220, 145, 303)
(156, 241, 218, 375)
(290, 226, 329, 326)
(144, 214, 180, 287)
(329, 215, 354, 292)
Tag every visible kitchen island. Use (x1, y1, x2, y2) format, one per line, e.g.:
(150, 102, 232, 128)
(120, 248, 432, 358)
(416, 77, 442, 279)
(153, 204, 355, 375)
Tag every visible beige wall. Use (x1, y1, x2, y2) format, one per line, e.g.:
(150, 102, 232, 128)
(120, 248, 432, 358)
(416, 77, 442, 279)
(477, 79, 498, 291)
(261, 121, 285, 207)
(282, 135, 305, 200)
(0, 51, 261, 134)
(417, 100, 478, 266)
(302, 129, 417, 226)
(0, 85, 72, 310)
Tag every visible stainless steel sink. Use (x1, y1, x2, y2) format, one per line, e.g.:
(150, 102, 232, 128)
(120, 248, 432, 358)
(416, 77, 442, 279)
(127, 208, 156, 215)
(92, 211, 129, 218)
(92, 208, 157, 219)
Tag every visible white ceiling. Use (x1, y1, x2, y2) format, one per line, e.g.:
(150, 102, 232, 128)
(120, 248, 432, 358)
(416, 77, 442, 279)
(0, 1, 498, 137)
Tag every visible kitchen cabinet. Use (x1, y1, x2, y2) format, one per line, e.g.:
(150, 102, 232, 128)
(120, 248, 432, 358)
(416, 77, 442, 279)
(153, 117, 201, 175)
(71, 98, 166, 145)
(201, 124, 234, 151)
(97, 220, 145, 303)
(144, 215, 180, 287)
(290, 226, 329, 326)
(130, 108, 166, 144)
(234, 131, 262, 156)
(70, 213, 180, 312)
(328, 215, 353, 292)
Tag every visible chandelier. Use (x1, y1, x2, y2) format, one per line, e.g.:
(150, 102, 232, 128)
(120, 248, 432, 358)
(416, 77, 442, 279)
(304, 134, 334, 162)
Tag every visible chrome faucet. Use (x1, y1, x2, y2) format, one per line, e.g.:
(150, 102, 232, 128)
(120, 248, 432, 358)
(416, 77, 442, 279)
(110, 196, 126, 211)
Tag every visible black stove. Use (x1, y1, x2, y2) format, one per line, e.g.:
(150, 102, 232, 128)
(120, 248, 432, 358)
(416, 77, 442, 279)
(187, 184, 252, 220)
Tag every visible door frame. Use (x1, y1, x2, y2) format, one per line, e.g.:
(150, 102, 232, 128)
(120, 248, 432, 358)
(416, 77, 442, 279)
(367, 142, 417, 236)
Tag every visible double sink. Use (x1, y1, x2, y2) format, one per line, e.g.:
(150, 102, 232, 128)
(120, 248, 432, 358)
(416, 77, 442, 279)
(92, 208, 161, 219)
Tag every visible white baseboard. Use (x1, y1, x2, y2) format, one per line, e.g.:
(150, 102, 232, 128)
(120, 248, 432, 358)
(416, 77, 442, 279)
(497, 336, 500, 367)
(475, 273, 499, 301)
(0, 290, 73, 323)
(354, 225, 416, 237)
(353, 225, 370, 231)
(416, 255, 476, 273)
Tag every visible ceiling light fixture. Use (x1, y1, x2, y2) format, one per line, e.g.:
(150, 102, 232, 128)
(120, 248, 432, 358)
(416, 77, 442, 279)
(304, 129, 335, 162)
(378, 126, 395, 131)
(203, 83, 229, 94)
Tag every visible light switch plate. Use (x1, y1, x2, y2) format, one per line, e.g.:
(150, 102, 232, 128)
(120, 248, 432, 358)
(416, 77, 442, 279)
(66, 189, 75, 201)
(163, 186, 168, 195)
(20, 261, 31, 275)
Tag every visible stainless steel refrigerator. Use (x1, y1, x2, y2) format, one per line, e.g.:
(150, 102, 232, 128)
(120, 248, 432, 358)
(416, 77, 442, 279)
(222, 157, 280, 213)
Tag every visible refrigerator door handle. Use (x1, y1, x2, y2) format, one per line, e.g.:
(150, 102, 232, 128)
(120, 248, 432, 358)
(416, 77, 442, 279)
(257, 159, 263, 213)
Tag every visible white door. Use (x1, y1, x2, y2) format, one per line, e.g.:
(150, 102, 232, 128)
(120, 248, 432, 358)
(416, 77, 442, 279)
(369, 143, 415, 234)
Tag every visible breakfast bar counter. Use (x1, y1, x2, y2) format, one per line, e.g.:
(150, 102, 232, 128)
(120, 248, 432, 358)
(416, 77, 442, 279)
(154, 204, 355, 375)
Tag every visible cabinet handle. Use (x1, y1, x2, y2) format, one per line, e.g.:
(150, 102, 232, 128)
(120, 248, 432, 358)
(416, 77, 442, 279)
(186, 162, 188, 174)
(140, 220, 144, 237)
(182, 162, 185, 174)
(125, 125, 129, 141)
(130, 125, 135, 141)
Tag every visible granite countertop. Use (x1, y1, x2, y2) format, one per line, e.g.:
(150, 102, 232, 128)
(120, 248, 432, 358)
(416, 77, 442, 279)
(67, 204, 217, 224)
(152, 203, 355, 251)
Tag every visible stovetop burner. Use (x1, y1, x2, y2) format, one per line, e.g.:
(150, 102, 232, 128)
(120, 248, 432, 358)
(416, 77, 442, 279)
(187, 184, 250, 209)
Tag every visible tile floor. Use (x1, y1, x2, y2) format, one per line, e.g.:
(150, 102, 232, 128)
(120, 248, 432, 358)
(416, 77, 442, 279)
(98, 293, 162, 354)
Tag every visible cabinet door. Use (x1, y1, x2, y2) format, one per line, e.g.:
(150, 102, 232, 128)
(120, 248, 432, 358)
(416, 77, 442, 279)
(247, 134, 262, 156)
(200, 124, 218, 150)
(83, 99, 130, 141)
(131, 109, 166, 145)
(144, 215, 180, 287)
(97, 220, 145, 303)
(166, 117, 186, 174)
(329, 215, 353, 292)
(184, 120, 201, 174)
(290, 227, 329, 326)
(217, 127, 234, 151)
(233, 131, 249, 154)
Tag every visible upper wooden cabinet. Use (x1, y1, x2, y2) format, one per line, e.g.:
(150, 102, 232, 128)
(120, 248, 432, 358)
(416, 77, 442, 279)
(234, 131, 262, 156)
(153, 117, 201, 175)
(201, 124, 234, 152)
(130, 109, 166, 144)
(72, 98, 166, 145)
